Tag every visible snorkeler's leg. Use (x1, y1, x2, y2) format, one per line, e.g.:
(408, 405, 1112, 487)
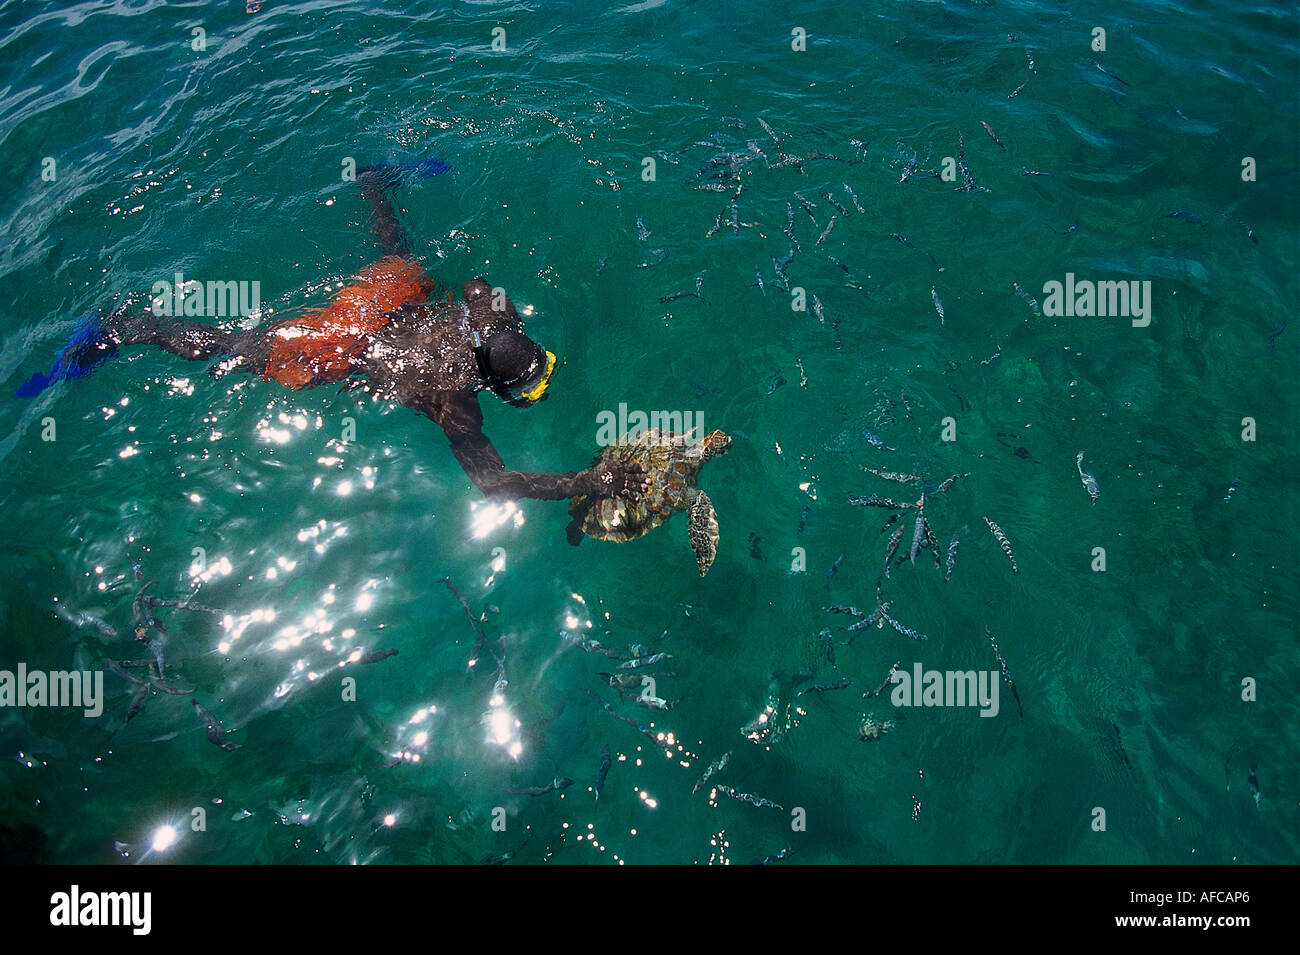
(355, 157, 451, 258)
(13, 306, 275, 397)
(356, 166, 412, 258)
(102, 309, 241, 360)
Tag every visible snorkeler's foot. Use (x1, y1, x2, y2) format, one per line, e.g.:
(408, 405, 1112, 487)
(356, 158, 452, 190)
(14, 311, 119, 397)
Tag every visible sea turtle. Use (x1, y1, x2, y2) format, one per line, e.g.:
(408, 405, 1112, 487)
(566, 428, 732, 576)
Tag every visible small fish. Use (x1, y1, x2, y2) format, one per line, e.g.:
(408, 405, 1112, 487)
(889, 233, 938, 267)
(863, 662, 901, 698)
(636, 695, 677, 711)
(105, 659, 148, 687)
(980, 121, 1005, 149)
(1268, 322, 1287, 347)
(131, 579, 156, 633)
(753, 267, 766, 296)
(757, 117, 781, 146)
(883, 524, 905, 578)
(922, 515, 941, 570)
(824, 553, 845, 590)
(126, 683, 151, 721)
(861, 431, 896, 452)
(879, 609, 927, 641)
(786, 201, 796, 232)
(1163, 210, 1204, 225)
(1224, 478, 1240, 503)
(192, 699, 241, 752)
(1012, 281, 1041, 316)
(714, 785, 783, 811)
(797, 505, 811, 534)
(1094, 61, 1131, 87)
(849, 494, 911, 510)
(508, 778, 574, 797)
(355, 647, 398, 664)
(825, 254, 850, 274)
(816, 216, 837, 246)
(600, 672, 642, 692)
(796, 194, 818, 225)
(635, 216, 649, 240)
(1240, 220, 1259, 245)
(843, 183, 865, 213)
(846, 592, 893, 635)
(860, 466, 921, 483)
(985, 627, 1023, 717)
(899, 154, 918, 183)
(909, 495, 927, 564)
(1076, 452, 1100, 505)
(560, 629, 623, 659)
(636, 248, 668, 268)
(660, 291, 705, 304)
(821, 189, 849, 216)
(616, 652, 673, 671)
(795, 357, 807, 388)
(1026, 48, 1037, 73)
(931, 287, 945, 324)
(1048, 220, 1079, 236)
(984, 517, 1019, 573)
(696, 183, 730, 192)
(1007, 81, 1027, 99)
(825, 604, 865, 618)
(1248, 764, 1260, 808)
(763, 373, 786, 396)
(755, 848, 795, 865)
(811, 293, 825, 326)
(594, 744, 611, 801)
(706, 213, 723, 238)
(1017, 167, 1050, 176)
(944, 534, 959, 582)
(142, 636, 166, 678)
(798, 678, 850, 697)
(149, 677, 194, 696)
(693, 751, 732, 794)
(817, 627, 837, 666)
(931, 473, 967, 495)
(849, 139, 869, 157)
(768, 154, 804, 170)
(695, 270, 706, 294)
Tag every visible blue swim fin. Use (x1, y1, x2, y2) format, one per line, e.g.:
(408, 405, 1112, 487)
(14, 314, 117, 398)
(359, 157, 452, 189)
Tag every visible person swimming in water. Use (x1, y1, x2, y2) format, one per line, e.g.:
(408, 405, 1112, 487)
(16, 161, 648, 503)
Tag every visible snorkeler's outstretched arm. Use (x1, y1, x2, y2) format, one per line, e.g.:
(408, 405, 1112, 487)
(425, 392, 646, 502)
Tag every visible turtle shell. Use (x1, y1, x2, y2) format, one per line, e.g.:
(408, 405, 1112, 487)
(571, 429, 700, 541)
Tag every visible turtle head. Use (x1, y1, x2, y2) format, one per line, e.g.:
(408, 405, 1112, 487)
(700, 430, 732, 462)
(473, 330, 557, 408)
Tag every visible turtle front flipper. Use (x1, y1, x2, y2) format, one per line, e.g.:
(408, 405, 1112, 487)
(686, 489, 719, 576)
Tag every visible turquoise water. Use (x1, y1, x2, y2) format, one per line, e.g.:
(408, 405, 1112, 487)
(1, 0, 1296, 864)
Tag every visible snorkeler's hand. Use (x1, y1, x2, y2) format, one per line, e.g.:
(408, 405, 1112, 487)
(585, 453, 650, 499)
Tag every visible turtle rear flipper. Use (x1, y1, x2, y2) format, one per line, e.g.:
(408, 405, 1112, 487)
(566, 512, 587, 546)
(686, 489, 719, 576)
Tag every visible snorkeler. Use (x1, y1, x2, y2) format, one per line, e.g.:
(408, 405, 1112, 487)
(15, 161, 647, 503)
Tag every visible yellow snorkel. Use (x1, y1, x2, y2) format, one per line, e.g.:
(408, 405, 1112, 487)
(517, 350, 556, 403)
